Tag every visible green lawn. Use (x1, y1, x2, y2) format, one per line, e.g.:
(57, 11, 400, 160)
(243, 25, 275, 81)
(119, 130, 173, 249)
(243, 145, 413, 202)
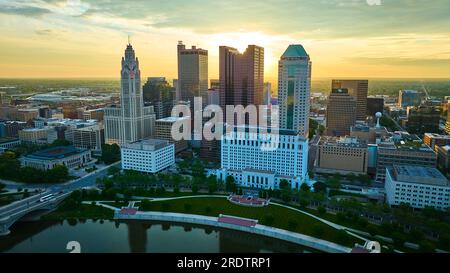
(138, 197, 363, 247)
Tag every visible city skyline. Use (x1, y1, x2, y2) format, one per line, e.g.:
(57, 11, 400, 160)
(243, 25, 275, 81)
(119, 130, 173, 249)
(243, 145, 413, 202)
(1, 0, 450, 80)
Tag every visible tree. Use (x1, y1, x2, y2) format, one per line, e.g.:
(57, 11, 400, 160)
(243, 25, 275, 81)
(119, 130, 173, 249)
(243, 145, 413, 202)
(207, 176, 218, 194)
(300, 183, 310, 192)
(279, 179, 289, 190)
(312, 182, 327, 193)
(225, 176, 237, 193)
(50, 139, 71, 147)
(191, 160, 205, 178)
(101, 144, 121, 164)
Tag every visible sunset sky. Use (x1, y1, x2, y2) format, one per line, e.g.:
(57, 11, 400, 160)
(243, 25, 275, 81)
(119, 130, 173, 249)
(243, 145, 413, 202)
(1, 0, 450, 81)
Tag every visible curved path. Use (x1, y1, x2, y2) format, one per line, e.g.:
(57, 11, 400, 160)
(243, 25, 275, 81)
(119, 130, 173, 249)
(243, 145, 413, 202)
(92, 195, 371, 242)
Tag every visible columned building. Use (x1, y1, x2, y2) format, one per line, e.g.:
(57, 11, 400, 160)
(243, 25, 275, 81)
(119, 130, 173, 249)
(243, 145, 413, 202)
(104, 43, 155, 145)
(213, 126, 309, 190)
(278, 44, 311, 137)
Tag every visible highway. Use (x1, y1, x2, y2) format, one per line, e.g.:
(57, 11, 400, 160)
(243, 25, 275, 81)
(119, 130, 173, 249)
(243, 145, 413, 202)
(1, 161, 120, 192)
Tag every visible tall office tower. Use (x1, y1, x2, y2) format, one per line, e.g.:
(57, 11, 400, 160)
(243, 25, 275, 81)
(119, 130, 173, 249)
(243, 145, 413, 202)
(278, 44, 311, 137)
(177, 41, 208, 106)
(326, 88, 356, 136)
(104, 43, 156, 145)
(332, 80, 368, 121)
(143, 77, 175, 120)
(219, 45, 264, 120)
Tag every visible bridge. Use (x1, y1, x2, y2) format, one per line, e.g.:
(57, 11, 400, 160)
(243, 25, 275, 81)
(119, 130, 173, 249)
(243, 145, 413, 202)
(0, 162, 121, 236)
(0, 190, 71, 236)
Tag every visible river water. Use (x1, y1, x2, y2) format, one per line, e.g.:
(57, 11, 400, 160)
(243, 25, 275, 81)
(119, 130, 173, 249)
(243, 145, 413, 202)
(0, 219, 317, 253)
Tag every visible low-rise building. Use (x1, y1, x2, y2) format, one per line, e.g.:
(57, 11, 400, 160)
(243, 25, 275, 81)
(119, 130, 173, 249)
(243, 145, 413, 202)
(19, 127, 49, 144)
(436, 145, 450, 173)
(0, 137, 20, 149)
(316, 136, 368, 175)
(423, 133, 450, 151)
(121, 139, 175, 174)
(73, 124, 105, 154)
(154, 117, 188, 153)
(375, 139, 437, 183)
(21, 146, 92, 170)
(385, 165, 450, 210)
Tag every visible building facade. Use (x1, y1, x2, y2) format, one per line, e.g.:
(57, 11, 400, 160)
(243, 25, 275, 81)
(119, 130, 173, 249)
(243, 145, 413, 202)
(326, 88, 356, 136)
(154, 117, 188, 154)
(366, 96, 384, 116)
(316, 136, 368, 175)
(21, 146, 92, 170)
(104, 43, 156, 145)
(19, 127, 49, 144)
(121, 139, 175, 174)
(385, 165, 450, 210)
(375, 141, 437, 183)
(436, 145, 450, 173)
(142, 77, 175, 120)
(424, 133, 450, 151)
(332, 80, 368, 122)
(278, 44, 311, 137)
(73, 124, 105, 154)
(219, 45, 264, 122)
(177, 41, 208, 106)
(215, 127, 309, 190)
(398, 90, 421, 107)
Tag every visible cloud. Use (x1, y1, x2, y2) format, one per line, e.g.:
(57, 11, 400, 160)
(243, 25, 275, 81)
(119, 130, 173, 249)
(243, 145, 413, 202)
(0, 5, 51, 17)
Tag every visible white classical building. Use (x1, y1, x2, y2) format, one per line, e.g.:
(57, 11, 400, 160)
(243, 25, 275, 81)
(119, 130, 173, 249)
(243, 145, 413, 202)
(278, 44, 312, 137)
(212, 126, 309, 190)
(385, 165, 450, 210)
(21, 146, 92, 170)
(104, 43, 155, 145)
(121, 139, 175, 174)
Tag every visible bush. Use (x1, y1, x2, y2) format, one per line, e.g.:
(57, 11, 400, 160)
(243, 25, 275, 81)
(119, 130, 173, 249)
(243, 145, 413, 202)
(204, 206, 212, 214)
(317, 206, 326, 215)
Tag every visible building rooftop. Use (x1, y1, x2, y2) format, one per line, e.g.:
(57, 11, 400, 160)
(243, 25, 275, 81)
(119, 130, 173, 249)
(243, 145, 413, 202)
(281, 44, 308, 58)
(0, 137, 20, 144)
(319, 136, 367, 148)
(390, 165, 448, 186)
(424, 133, 450, 140)
(26, 146, 87, 160)
(123, 138, 172, 151)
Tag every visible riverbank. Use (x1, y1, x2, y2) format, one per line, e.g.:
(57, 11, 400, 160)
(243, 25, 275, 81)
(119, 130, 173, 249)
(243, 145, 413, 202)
(115, 210, 353, 253)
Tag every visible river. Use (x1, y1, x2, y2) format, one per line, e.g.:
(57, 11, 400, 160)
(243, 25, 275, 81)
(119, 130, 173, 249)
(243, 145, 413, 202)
(0, 219, 317, 253)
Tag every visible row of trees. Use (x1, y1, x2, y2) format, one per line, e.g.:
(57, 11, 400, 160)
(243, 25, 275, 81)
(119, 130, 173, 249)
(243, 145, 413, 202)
(0, 151, 69, 183)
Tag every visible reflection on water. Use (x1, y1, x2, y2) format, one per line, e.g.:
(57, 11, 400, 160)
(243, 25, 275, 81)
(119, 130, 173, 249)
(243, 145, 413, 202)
(0, 219, 316, 253)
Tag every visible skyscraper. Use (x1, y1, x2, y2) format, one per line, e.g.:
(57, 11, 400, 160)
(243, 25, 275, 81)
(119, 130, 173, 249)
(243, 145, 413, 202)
(177, 41, 208, 106)
(278, 44, 311, 137)
(142, 77, 175, 120)
(332, 79, 368, 121)
(219, 45, 264, 119)
(104, 43, 155, 145)
(326, 88, 356, 136)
